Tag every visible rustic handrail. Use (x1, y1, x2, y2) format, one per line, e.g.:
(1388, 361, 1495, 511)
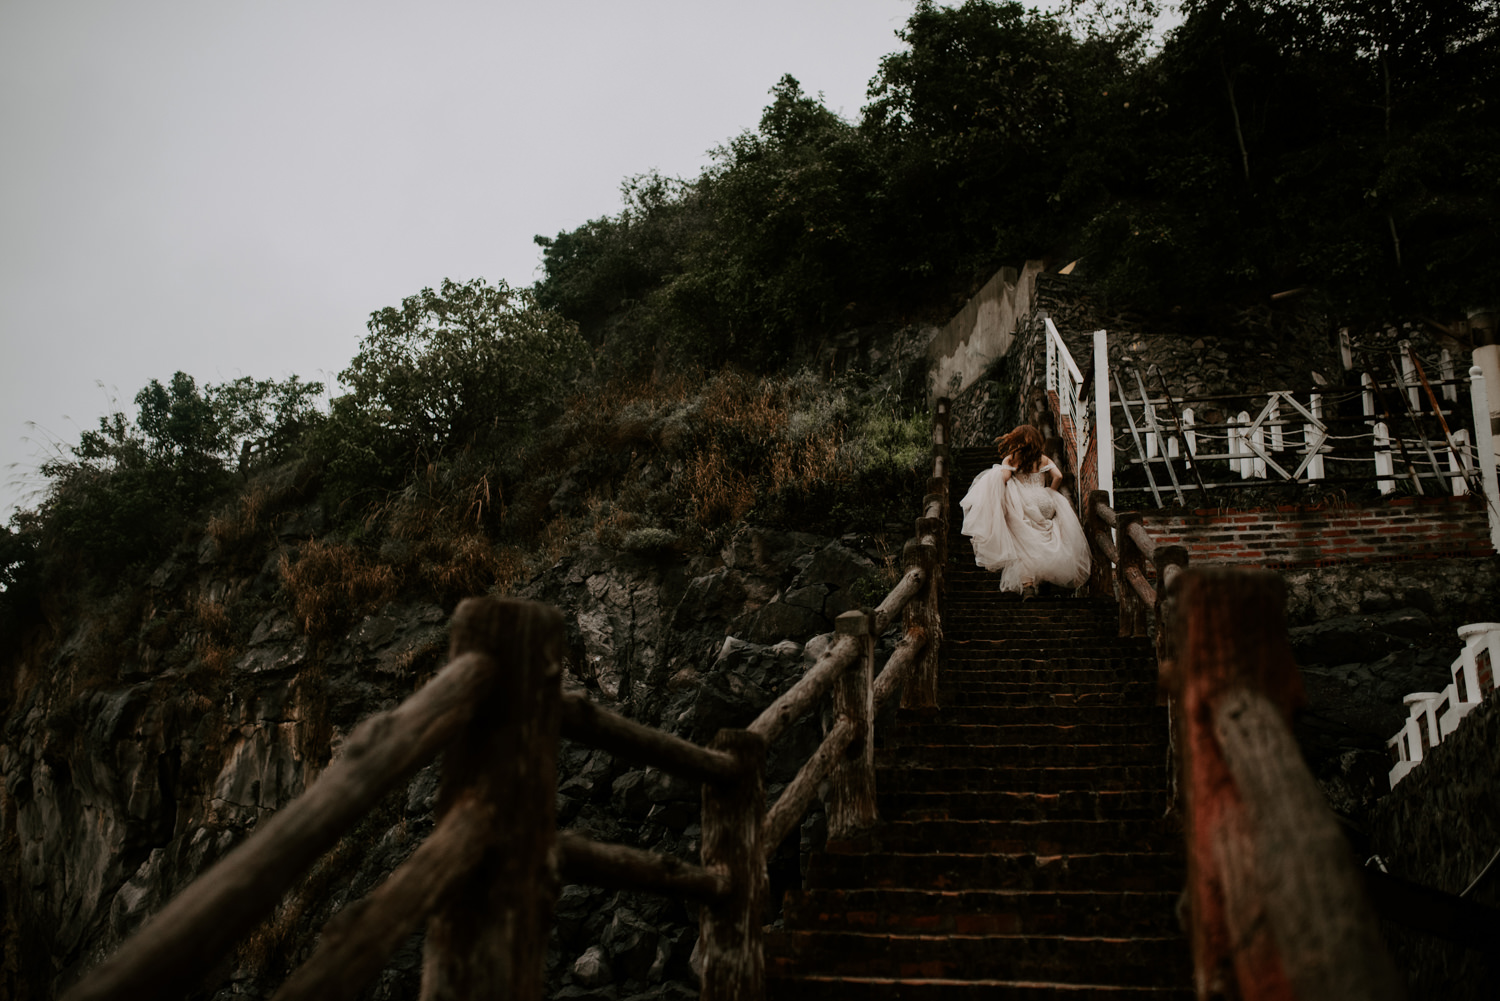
(561, 691, 741, 782)
(1084, 490, 1188, 661)
(61, 647, 505, 1001)
(1170, 568, 1403, 1000)
(66, 399, 953, 1001)
(556, 831, 731, 903)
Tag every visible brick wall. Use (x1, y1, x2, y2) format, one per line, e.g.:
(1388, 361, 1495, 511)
(1146, 495, 1493, 567)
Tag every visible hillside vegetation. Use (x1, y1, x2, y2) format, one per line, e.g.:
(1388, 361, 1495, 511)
(4, 0, 1498, 631)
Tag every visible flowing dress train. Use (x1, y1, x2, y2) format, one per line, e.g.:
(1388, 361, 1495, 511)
(959, 457, 1091, 592)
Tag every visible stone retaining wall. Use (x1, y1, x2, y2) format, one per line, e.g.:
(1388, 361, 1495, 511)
(1368, 696, 1500, 1000)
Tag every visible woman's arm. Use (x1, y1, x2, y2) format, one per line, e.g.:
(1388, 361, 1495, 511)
(1045, 459, 1063, 490)
(999, 455, 1014, 483)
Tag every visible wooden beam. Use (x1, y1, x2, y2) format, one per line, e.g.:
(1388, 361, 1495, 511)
(61, 648, 500, 1001)
(760, 716, 857, 854)
(560, 693, 740, 782)
(873, 630, 928, 713)
(556, 831, 729, 904)
(746, 635, 858, 744)
(421, 598, 565, 1001)
(1172, 568, 1403, 1001)
(698, 730, 767, 1001)
(873, 567, 925, 635)
(828, 611, 876, 838)
(270, 797, 495, 1001)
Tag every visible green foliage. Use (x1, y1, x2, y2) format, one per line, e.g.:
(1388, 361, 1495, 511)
(27, 372, 324, 575)
(533, 0, 1500, 353)
(327, 278, 588, 497)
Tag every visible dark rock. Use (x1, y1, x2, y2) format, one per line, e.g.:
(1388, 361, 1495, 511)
(733, 596, 826, 645)
(611, 771, 654, 822)
(573, 945, 613, 988)
(602, 910, 659, 984)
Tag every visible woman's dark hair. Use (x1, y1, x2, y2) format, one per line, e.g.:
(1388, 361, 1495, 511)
(995, 424, 1045, 474)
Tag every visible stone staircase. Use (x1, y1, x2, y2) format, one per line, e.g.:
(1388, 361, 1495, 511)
(764, 450, 1192, 999)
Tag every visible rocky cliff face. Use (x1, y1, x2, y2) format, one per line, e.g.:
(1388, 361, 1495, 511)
(0, 516, 892, 1001)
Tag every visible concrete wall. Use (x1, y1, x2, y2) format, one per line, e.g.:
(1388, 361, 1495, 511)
(928, 260, 1045, 402)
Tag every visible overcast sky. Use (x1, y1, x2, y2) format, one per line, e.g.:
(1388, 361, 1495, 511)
(1, 0, 927, 517)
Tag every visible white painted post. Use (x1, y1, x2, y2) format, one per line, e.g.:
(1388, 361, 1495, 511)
(1339, 327, 1354, 371)
(1093, 329, 1112, 505)
(1400, 339, 1421, 412)
(1251, 420, 1267, 478)
(1448, 428, 1473, 496)
(1362, 373, 1376, 417)
(1269, 397, 1284, 453)
(1308, 394, 1326, 480)
(1237, 410, 1254, 479)
(1182, 407, 1196, 465)
(1469, 364, 1500, 551)
(1145, 403, 1158, 459)
(1374, 421, 1395, 495)
(1441, 349, 1458, 403)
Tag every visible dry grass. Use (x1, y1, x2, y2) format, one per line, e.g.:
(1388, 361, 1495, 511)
(206, 482, 273, 549)
(278, 540, 399, 637)
(685, 442, 758, 528)
(187, 592, 235, 674)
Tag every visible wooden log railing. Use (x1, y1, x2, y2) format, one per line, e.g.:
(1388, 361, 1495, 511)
(62, 398, 953, 1001)
(1085, 493, 1405, 998)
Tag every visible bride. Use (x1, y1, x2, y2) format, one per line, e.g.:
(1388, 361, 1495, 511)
(960, 424, 1091, 597)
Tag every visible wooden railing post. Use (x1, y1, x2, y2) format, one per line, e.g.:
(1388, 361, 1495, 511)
(1170, 569, 1403, 1001)
(1152, 544, 1189, 661)
(421, 598, 565, 1001)
(699, 729, 767, 1001)
(1084, 489, 1115, 599)
(902, 537, 940, 709)
(1115, 512, 1149, 638)
(828, 610, 877, 838)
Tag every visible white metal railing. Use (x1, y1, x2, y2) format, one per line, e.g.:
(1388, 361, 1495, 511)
(1044, 316, 1089, 483)
(1388, 622, 1500, 787)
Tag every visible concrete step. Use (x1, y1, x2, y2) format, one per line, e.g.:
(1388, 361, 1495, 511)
(805, 846, 1184, 891)
(765, 929, 1192, 987)
(876, 788, 1170, 822)
(877, 764, 1169, 795)
(780, 887, 1182, 937)
(765, 975, 1195, 1000)
(821, 818, 1180, 857)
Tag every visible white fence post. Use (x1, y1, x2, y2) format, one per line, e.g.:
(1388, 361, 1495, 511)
(1308, 394, 1326, 480)
(1374, 422, 1395, 495)
(1469, 365, 1500, 551)
(1093, 329, 1112, 505)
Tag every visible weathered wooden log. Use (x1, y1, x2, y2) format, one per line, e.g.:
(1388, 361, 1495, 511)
(61, 649, 500, 1001)
(1125, 518, 1157, 563)
(1093, 497, 1119, 529)
(901, 537, 940, 709)
(271, 797, 495, 1001)
(873, 629, 928, 712)
(560, 692, 739, 782)
(1084, 490, 1116, 599)
(1123, 565, 1156, 618)
(760, 716, 857, 853)
(828, 610, 876, 839)
(922, 492, 945, 521)
(421, 598, 566, 1001)
(1152, 544, 1189, 662)
(699, 729, 767, 1001)
(1172, 568, 1403, 1001)
(746, 634, 859, 744)
(873, 566, 925, 635)
(1115, 512, 1149, 638)
(556, 831, 729, 903)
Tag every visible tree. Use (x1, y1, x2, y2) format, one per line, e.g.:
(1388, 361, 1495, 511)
(331, 278, 587, 489)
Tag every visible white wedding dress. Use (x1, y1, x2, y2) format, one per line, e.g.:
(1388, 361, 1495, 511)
(960, 456, 1091, 592)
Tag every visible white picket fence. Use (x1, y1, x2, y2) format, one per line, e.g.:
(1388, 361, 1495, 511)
(1388, 622, 1500, 788)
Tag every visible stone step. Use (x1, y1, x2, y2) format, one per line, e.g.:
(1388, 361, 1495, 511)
(820, 818, 1179, 857)
(890, 706, 1163, 728)
(884, 721, 1169, 748)
(877, 742, 1166, 769)
(876, 788, 1169, 822)
(765, 929, 1192, 987)
(935, 687, 1157, 709)
(764, 975, 1195, 1000)
(877, 764, 1169, 795)
(780, 888, 1182, 938)
(810, 846, 1182, 894)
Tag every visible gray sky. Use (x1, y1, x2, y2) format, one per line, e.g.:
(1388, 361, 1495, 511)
(0, 0, 919, 517)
